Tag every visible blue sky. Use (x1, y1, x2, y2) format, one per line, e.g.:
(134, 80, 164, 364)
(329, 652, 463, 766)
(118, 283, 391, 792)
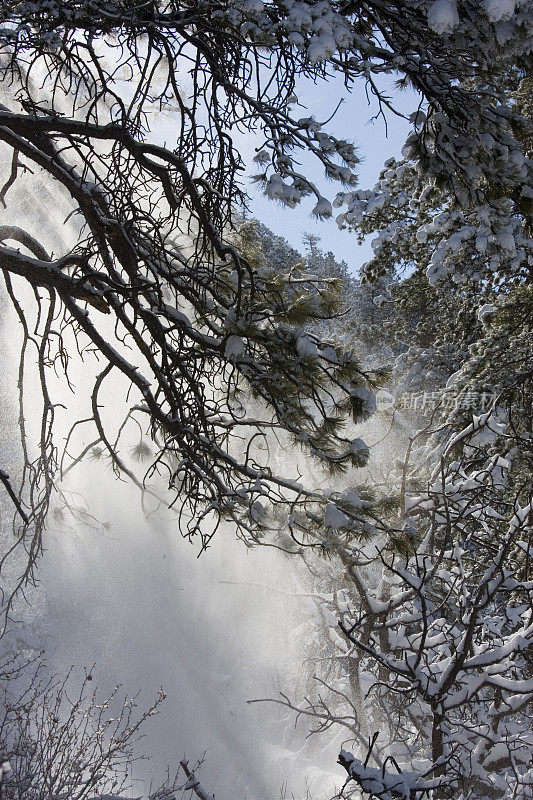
(237, 74, 416, 273)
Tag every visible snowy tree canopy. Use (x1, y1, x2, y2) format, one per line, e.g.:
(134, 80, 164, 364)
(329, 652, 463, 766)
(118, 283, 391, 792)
(0, 0, 531, 603)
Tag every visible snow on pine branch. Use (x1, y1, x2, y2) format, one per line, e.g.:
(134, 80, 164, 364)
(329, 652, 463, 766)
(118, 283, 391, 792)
(338, 750, 441, 800)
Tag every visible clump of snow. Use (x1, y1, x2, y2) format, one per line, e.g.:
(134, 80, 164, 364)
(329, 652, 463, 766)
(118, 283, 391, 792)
(477, 303, 495, 324)
(250, 499, 265, 522)
(296, 335, 319, 358)
(253, 150, 270, 164)
(475, 234, 488, 252)
(349, 437, 369, 455)
(427, 0, 460, 34)
(409, 110, 427, 126)
(484, 0, 515, 22)
(311, 196, 333, 219)
(297, 117, 321, 133)
(263, 173, 302, 207)
(243, 0, 264, 12)
(307, 35, 336, 64)
(339, 490, 363, 508)
(287, 30, 305, 47)
(351, 388, 376, 418)
(324, 503, 351, 530)
(225, 335, 246, 359)
(339, 750, 439, 800)
(0, 762, 11, 781)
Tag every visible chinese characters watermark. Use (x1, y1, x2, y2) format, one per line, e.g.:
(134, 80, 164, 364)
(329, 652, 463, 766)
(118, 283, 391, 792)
(376, 388, 495, 415)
